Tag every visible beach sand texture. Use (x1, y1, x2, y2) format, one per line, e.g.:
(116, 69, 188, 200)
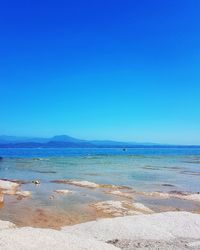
(0, 212, 200, 249)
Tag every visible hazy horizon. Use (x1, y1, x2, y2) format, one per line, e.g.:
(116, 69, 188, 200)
(0, 134, 200, 146)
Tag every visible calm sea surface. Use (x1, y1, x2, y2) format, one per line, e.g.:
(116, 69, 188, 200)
(0, 147, 200, 227)
(0, 147, 200, 192)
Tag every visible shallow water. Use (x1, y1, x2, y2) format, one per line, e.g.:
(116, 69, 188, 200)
(0, 147, 200, 227)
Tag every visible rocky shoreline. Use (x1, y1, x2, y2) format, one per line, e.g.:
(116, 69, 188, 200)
(1, 178, 200, 235)
(0, 212, 200, 249)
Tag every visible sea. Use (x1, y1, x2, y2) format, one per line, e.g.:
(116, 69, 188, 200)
(0, 147, 200, 228)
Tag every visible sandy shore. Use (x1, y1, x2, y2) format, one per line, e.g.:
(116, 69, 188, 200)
(0, 212, 200, 249)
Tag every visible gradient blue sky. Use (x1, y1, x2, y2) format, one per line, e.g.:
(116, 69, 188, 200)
(0, 0, 200, 144)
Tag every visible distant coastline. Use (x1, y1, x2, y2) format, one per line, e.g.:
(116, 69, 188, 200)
(0, 135, 199, 148)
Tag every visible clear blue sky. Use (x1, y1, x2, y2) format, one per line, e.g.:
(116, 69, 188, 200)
(0, 0, 200, 144)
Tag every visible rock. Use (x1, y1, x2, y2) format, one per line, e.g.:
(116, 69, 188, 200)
(2, 190, 31, 198)
(1, 212, 200, 249)
(169, 190, 188, 195)
(140, 190, 200, 202)
(0, 220, 15, 230)
(16, 191, 31, 197)
(139, 191, 171, 199)
(0, 180, 19, 191)
(0, 193, 3, 203)
(49, 195, 55, 200)
(106, 239, 119, 244)
(132, 203, 154, 213)
(100, 184, 131, 190)
(52, 180, 100, 188)
(111, 239, 200, 249)
(186, 240, 200, 247)
(105, 190, 133, 199)
(51, 180, 131, 190)
(0, 179, 31, 185)
(0, 179, 31, 199)
(91, 200, 153, 217)
(1, 190, 17, 195)
(173, 193, 200, 202)
(69, 180, 100, 188)
(54, 190, 72, 195)
(0, 226, 118, 250)
(63, 212, 200, 242)
(32, 180, 40, 185)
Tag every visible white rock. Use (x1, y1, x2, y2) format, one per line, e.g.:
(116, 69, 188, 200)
(66, 180, 100, 188)
(143, 191, 200, 202)
(63, 212, 200, 242)
(54, 190, 72, 195)
(92, 200, 153, 216)
(0, 180, 31, 198)
(139, 191, 171, 199)
(1, 212, 200, 249)
(132, 203, 154, 213)
(0, 180, 19, 191)
(16, 191, 32, 197)
(105, 190, 133, 199)
(53, 180, 129, 190)
(173, 193, 200, 202)
(0, 227, 118, 250)
(0, 194, 3, 203)
(187, 241, 200, 247)
(2, 190, 31, 197)
(0, 220, 16, 230)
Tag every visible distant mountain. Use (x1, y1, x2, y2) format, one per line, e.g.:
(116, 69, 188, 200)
(91, 140, 136, 146)
(0, 135, 29, 143)
(50, 135, 86, 143)
(0, 135, 49, 143)
(0, 135, 158, 148)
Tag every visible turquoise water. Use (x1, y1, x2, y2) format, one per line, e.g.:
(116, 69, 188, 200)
(0, 147, 200, 192)
(0, 147, 200, 227)
(1, 147, 200, 157)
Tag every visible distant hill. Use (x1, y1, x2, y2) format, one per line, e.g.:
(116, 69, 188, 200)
(0, 135, 90, 148)
(51, 135, 87, 143)
(0, 135, 49, 143)
(0, 135, 177, 148)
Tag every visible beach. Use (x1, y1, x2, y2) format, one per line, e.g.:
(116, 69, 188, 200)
(1, 212, 200, 249)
